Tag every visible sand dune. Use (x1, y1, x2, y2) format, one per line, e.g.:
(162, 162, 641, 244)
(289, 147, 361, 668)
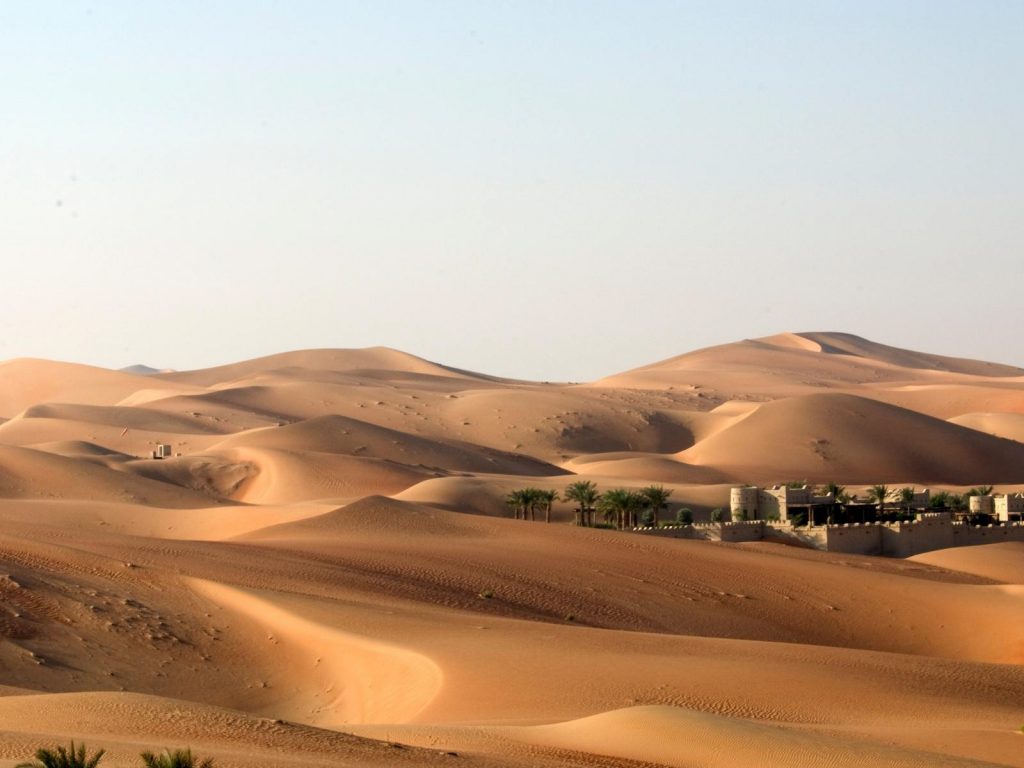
(0, 445, 222, 507)
(205, 447, 434, 504)
(562, 453, 729, 483)
(910, 542, 1024, 583)
(209, 414, 564, 477)
(871, 383, 1024, 420)
(3, 333, 1024, 767)
(790, 331, 1024, 376)
(949, 411, 1024, 442)
(0, 692, 483, 768)
(159, 347, 494, 387)
(506, 705, 1011, 768)
(596, 332, 1024, 395)
(680, 391, 1024, 484)
(0, 359, 194, 418)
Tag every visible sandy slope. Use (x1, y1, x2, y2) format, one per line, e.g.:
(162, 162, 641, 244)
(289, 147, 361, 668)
(950, 412, 1024, 442)
(0, 359, 195, 419)
(679, 392, 1024, 484)
(910, 542, 1024, 583)
(2, 334, 1024, 767)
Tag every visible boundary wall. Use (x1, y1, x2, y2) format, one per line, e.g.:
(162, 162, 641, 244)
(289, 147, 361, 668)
(631, 513, 1024, 557)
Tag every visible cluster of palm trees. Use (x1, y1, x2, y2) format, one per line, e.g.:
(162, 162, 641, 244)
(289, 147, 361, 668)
(816, 483, 996, 524)
(506, 481, 673, 530)
(864, 484, 995, 518)
(17, 744, 212, 768)
(503, 487, 559, 522)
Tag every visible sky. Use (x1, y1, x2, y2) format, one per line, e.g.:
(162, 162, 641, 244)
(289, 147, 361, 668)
(2, 1, 1022, 380)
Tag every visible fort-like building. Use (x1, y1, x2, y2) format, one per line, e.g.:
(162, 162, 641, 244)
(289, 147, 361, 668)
(729, 484, 931, 524)
(971, 492, 1024, 522)
(631, 485, 1024, 557)
(729, 484, 837, 522)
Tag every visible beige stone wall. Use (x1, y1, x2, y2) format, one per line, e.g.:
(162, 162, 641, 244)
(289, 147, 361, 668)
(969, 495, 995, 515)
(994, 494, 1024, 521)
(730, 486, 759, 520)
(953, 523, 1024, 546)
(630, 513, 1024, 556)
(759, 489, 786, 520)
(880, 514, 956, 557)
(823, 524, 882, 556)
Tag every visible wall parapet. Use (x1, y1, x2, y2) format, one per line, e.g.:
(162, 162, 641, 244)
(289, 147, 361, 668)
(625, 515, 1024, 556)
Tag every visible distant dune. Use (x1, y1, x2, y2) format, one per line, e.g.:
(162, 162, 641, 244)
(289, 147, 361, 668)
(119, 364, 175, 376)
(2, 332, 1023, 767)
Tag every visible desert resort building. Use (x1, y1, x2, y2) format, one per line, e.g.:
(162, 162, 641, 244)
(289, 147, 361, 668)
(634, 485, 1024, 558)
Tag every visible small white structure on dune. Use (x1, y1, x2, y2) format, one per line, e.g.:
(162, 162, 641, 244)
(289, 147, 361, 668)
(152, 443, 172, 460)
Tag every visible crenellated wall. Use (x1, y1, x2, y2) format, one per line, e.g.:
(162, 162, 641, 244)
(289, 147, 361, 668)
(631, 512, 1024, 557)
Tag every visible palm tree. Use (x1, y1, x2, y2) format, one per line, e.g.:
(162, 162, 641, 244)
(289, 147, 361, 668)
(950, 493, 968, 520)
(17, 743, 105, 768)
(505, 489, 526, 520)
(504, 491, 522, 520)
(140, 750, 214, 768)
(898, 487, 916, 517)
(537, 488, 559, 523)
(639, 485, 673, 528)
(867, 484, 890, 522)
(821, 482, 845, 499)
(505, 488, 540, 521)
(564, 480, 599, 526)
(969, 485, 994, 497)
(598, 488, 627, 529)
(929, 490, 951, 510)
(598, 488, 645, 529)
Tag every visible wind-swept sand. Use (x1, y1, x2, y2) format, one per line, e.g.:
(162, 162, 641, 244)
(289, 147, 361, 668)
(1, 332, 1023, 767)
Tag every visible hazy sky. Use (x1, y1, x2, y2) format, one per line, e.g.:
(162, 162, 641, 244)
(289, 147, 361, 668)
(2, 1, 1022, 380)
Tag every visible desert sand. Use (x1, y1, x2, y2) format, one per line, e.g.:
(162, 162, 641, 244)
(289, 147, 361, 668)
(1, 332, 1023, 767)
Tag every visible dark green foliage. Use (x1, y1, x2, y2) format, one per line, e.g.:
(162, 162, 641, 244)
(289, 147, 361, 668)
(821, 482, 845, 500)
(17, 743, 105, 768)
(676, 507, 693, 525)
(536, 488, 559, 523)
(505, 487, 543, 521)
(598, 488, 646, 529)
(564, 480, 599, 526)
(639, 485, 673, 527)
(868, 485, 890, 517)
(140, 749, 214, 768)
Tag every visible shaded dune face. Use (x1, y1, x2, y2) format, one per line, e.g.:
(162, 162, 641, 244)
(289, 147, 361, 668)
(2, 335, 1024, 767)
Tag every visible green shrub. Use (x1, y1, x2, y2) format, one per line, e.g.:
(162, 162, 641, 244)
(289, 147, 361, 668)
(140, 749, 214, 768)
(17, 743, 105, 768)
(676, 508, 693, 525)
